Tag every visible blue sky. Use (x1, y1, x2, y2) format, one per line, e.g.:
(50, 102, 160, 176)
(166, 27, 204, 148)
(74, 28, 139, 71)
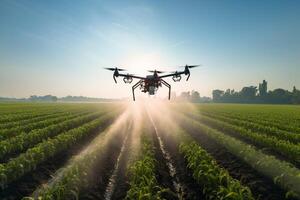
(0, 0, 299, 98)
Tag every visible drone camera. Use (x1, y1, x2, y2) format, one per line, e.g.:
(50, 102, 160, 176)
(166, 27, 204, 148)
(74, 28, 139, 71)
(172, 75, 182, 82)
(123, 76, 133, 84)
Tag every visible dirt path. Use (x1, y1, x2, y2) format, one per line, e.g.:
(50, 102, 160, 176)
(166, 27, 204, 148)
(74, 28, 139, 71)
(79, 120, 133, 200)
(146, 105, 204, 200)
(80, 104, 142, 200)
(103, 131, 130, 200)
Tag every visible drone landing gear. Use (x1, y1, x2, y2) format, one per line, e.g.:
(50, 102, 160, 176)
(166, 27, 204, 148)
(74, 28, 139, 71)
(161, 79, 171, 100)
(132, 79, 171, 101)
(132, 80, 142, 101)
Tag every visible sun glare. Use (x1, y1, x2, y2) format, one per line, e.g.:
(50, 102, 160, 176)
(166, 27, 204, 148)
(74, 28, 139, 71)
(120, 52, 168, 75)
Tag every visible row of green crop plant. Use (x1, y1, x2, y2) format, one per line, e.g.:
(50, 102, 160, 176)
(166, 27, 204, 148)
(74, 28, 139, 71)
(0, 109, 60, 124)
(0, 103, 60, 115)
(151, 112, 256, 200)
(0, 110, 93, 140)
(23, 110, 130, 200)
(0, 106, 96, 130)
(195, 106, 300, 134)
(0, 110, 120, 189)
(0, 103, 116, 124)
(0, 103, 91, 114)
(188, 112, 300, 166)
(176, 113, 300, 199)
(174, 105, 300, 141)
(190, 104, 300, 129)
(171, 103, 300, 163)
(0, 106, 97, 134)
(179, 139, 254, 200)
(207, 110, 300, 134)
(195, 104, 300, 124)
(0, 109, 114, 162)
(0, 105, 70, 123)
(199, 111, 300, 144)
(125, 134, 169, 200)
(0, 110, 68, 130)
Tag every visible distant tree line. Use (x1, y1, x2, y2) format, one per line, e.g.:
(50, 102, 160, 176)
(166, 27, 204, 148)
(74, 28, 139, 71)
(29, 95, 58, 102)
(0, 95, 119, 102)
(59, 96, 117, 102)
(212, 80, 300, 104)
(1, 80, 299, 104)
(172, 91, 211, 103)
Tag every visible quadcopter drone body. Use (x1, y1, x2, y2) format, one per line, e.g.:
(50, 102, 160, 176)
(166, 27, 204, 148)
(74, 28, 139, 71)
(105, 65, 200, 101)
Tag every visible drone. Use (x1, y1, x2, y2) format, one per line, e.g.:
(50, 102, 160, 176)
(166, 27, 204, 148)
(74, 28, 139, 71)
(105, 65, 200, 101)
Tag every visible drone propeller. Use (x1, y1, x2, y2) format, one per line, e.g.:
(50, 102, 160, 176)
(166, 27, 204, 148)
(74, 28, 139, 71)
(104, 67, 127, 71)
(104, 67, 127, 83)
(148, 70, 165, 74)
(183, 64, 202, 69)
(180, 65, 201, 81)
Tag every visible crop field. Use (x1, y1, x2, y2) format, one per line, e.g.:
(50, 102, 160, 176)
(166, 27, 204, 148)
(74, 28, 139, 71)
(0, 102, 300, 200)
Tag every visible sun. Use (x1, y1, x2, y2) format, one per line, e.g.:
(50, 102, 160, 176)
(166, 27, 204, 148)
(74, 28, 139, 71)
(120, 51, 168, 76)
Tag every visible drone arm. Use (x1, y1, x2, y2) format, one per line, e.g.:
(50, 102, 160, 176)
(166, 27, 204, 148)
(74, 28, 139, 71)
(114, 72, 145, 84)
(117, 73, 145, 80)
(159, 71, 185, 79)
(161, 79, 171, 100)
(132, 80, 142, 101)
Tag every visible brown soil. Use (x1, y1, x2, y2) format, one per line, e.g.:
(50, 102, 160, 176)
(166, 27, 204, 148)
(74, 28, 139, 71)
(146, 112, 204, 200)
(79, 121, 133, 200)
